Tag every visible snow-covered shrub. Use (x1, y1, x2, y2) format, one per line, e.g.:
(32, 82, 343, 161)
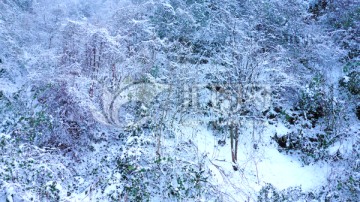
(115, 154, 213, 201)
(0, 79, 98, 150)
(7, 0, 34, 12)
(41, 181, 61, 202)
(323, 139, 360, 201)
(339, 71, 360, 95)
(207, 117, 227, 135)
(111, 129, 217, 201)
(116, 151, 151, 201)
(0, 134, 73, 201)
(258, 183, 318, 202)
(271, 74, 348, 164)
(297, 76, 328, 125)
(308, 0, 328, 19)
(0, 86, 53, 144)
(33, 82, 97, 147)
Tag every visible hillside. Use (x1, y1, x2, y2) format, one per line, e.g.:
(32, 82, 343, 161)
(0, 0, 359, 201)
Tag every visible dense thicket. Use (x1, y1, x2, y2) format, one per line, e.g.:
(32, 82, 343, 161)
(0, 0, 359, 201)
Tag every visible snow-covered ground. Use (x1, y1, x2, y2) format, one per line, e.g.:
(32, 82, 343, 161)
(170, 120, 330, 201)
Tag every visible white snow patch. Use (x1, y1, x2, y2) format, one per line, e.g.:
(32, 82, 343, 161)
(75, 176, 85, 184)
(328, 137, 355, 156)
(0, 80, 19, 94)
(0, 133, 11, 139)
(5, 186, 14, 202)
(258, 147, 329, 191)
(173, 119, 330, 200)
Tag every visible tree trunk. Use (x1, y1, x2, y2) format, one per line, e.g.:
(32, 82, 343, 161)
(230, 122, 239, 171)
(230, 124, 235, 163)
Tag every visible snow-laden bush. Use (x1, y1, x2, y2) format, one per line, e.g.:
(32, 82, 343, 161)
(0, 81, 96, 148)
(110, 131, 218, 201)
(0, 85, 53, 144)
(324, 138, 360, 201)
(0, 134, 73, 201)
(339, 71, 360, 96)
